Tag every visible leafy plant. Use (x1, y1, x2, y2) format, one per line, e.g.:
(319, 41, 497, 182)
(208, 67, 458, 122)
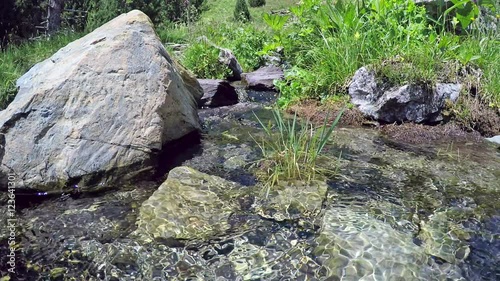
(442, 0, 480, 31)
(262, 13, 289, 32)
(251, 108, 344, 198)
(222, 26, 266, 71)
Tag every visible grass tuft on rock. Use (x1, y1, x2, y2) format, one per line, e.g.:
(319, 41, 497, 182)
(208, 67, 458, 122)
(251, 108, 344, 198)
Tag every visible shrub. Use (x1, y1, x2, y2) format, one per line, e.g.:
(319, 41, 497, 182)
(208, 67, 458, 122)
(223, 26, 266, 71)
(249, 0, 266, 8)
(86, 0, 206, 31)
(251, 108, 344, 197)
(234, 0, 251, 22)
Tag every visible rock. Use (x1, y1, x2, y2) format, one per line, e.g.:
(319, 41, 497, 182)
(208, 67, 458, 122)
(262, 46, 284, 67)
(219, 48, 244, 81)
(222, 144, 253, 170)
(133, 166, 252, 243)
(315, 208, 464, 280)
(0, 10, 202, 190)
(486, 135, 500, 145)
(256, 180, 327, 221)
(198, 79, 238, 108)
(242, 66, 284, 91)
(418, 210, 471, 264)
(197, 36, 244, 81)
(348, 67, 461, 123)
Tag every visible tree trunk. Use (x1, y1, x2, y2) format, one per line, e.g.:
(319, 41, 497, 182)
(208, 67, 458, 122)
(47, 0, 65, 33)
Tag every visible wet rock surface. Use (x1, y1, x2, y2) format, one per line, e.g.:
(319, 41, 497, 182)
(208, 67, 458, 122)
(315, 208, 464, 280)
(198, 79, 239, 108)
(242, 65, 284, 91)
(133, 166, 253, 243)
(1, 83, 499, 280)
(256, 180, 328, 222)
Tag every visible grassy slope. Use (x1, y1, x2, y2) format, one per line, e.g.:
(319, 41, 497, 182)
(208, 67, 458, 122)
(199, 0, 296, 26)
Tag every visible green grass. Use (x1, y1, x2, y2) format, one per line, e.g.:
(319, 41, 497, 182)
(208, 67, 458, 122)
(266, 0, 499, 109)
(0, 31, 84, 109)
(199, 0, 296, 27)
(2, 0, 498, 114)
(251, 108, 344, 197)
(159, 0, 298, 74)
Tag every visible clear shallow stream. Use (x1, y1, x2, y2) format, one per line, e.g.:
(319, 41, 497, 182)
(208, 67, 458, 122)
(1, 93, 499, 281)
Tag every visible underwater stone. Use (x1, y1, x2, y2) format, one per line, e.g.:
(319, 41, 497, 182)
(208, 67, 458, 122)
(418, 210, 471, 264)
(133, 166, 252, 242)
(315, 208, 464, 280)
(256, 180, 328, 221)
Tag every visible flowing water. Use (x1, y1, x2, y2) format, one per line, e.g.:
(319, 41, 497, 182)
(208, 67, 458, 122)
(0, 90, 499, 281)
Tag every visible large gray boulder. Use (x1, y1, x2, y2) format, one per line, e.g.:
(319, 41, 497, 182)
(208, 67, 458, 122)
(0, 10, 203, 190)
(348, 67, 461, 123)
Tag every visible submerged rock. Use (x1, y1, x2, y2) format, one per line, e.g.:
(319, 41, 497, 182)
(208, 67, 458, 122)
(242, 65, 284, 91)
(348, 66, 461, 123)
(0, 10, 202, 190)
(418, 210, 471, 264)
(256, 180, 328, 222)
(315, 208, 465, 280)
(198, 79, 238, 108)
(133, 166, 253, 243)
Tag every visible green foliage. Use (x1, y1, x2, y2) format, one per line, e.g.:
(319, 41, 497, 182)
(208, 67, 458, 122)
(251, 108, 344, 197)
(86, 0, 122, 31)
(262, 13, 289, 32)
(156, 22, 191, 44)
(260, 0, 498, 109)
(221, 26, 267, 71)
(234, 0, 251, 22)
(249, 0, 266, 8)
(181, 42, 232, 79)
(275, 67, 318, 108)
(175, 22, 266, 72)
(86, 0, 206, 31)
(1, 0, 47, 47)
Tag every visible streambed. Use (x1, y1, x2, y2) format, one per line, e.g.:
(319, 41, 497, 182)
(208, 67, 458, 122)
(0, 91, 499, 281)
